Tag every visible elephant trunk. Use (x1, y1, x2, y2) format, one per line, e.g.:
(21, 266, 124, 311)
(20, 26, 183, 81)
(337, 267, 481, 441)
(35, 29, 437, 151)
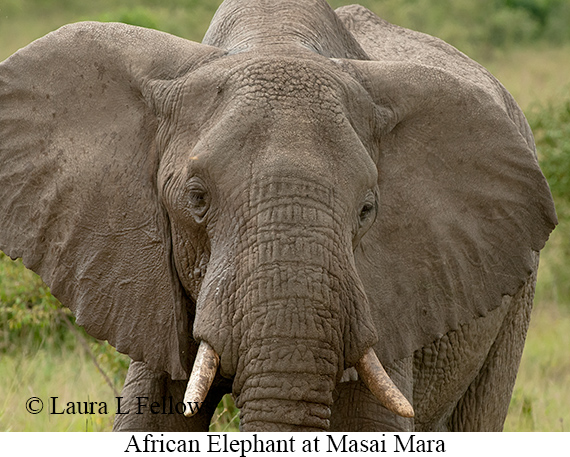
(224, 253, 347, 431)
(233, 337, 338, 431)
(191, 180, 412, 428)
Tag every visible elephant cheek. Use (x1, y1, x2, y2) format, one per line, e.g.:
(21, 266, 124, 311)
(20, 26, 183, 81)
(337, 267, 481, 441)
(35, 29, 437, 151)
(171, 226, 210, 298)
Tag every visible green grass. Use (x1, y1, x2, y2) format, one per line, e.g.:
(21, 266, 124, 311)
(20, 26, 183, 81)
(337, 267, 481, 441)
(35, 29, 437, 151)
(486, 45, 570, 112)
(504, 302, 570, 432)
(0, 341, 240, 431)
(0, 344, 118, 431)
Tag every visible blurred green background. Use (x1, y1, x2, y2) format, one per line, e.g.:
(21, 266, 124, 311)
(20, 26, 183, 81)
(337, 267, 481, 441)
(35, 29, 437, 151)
(1, 0, 569, 432)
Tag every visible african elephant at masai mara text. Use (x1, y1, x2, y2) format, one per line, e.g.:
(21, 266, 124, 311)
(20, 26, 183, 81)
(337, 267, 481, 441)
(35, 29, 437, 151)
(0, 0, 556, 431)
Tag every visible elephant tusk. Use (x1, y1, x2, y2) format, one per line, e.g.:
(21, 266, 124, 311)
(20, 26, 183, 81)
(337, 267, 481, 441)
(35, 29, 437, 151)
(183, 340, 219, 417)
(355, 348, 415, 418)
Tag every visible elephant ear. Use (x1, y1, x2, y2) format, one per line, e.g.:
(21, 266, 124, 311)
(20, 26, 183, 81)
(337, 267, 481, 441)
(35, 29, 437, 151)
(0, 23, 223, 379)
(335, 6, 557, 364)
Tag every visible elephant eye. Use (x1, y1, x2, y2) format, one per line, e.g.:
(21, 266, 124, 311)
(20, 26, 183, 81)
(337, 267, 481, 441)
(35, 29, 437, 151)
(359, 203, 375, 221)
(358, 190, 378, 227)
(360, 203, 374, 219)
(187, 179, 210, 221)
(190, 190, 207, 207)
(353, 193, 378, 250)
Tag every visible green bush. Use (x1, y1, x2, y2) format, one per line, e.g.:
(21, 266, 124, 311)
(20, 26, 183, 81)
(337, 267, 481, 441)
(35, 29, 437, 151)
(96, 7, 159, 29)
(0, 253, 129, 385)
(0, 253, 71, 351)
(530, 100, 570, 206)
(328, 0, 570, 59)
(528, 99, 570, 306)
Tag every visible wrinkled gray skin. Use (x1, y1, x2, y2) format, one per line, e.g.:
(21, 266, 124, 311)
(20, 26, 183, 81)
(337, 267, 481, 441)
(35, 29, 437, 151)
(0, 0, 557, 431)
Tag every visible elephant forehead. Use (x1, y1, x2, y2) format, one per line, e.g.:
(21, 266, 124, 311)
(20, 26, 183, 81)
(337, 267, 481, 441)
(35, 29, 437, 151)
(225, 56, 347, 111)
(170, 54, 378, 188)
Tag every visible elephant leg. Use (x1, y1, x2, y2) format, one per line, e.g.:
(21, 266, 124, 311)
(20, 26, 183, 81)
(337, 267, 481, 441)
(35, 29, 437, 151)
(410, 255, 538, 431)
(448, 269, 535, 431)
(330, 358, 414, 431)
(411, 305, 515, 431)
(113, 360, 228, 432)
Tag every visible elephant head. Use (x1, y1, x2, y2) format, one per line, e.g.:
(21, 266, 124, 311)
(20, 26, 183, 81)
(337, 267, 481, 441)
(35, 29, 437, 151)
(0, 0, 556, 431)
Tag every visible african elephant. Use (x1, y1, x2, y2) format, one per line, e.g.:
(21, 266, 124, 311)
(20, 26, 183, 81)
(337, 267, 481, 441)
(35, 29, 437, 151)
(0, 0, 556, 432)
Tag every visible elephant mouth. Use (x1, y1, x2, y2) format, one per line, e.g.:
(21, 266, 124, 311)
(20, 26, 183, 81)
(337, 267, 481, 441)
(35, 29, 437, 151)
(183, 340, 414, 419)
